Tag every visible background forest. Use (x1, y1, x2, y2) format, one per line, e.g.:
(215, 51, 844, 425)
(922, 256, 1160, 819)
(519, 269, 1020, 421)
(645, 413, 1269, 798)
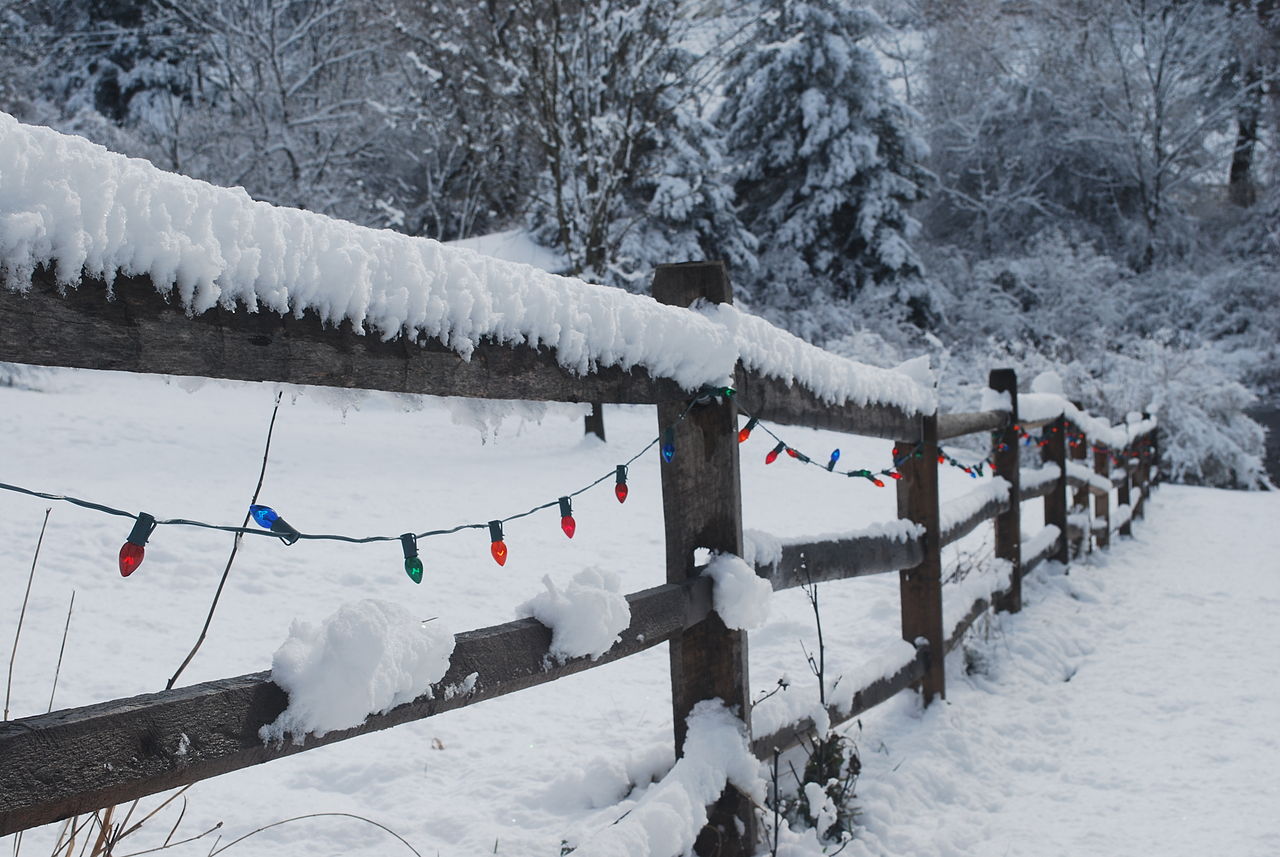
(0, 0, 1275, 486)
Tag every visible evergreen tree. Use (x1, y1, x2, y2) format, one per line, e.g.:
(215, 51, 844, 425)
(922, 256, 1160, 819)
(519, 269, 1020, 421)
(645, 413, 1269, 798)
(717, 0, 927, 307)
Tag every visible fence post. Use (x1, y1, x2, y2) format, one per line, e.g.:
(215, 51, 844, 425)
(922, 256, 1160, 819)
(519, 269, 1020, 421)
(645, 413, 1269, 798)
(1134, 414, 1152, 520)
(989, 369, 1022, 613)
(1151, 419, 1161, 487)
(583, 403, 606, 442)
(652, 262, 756, 856)
(897, 412, 944, 704)
(1044, 415, 1070, 563)
(1068, 417, 1090, 556)
(1094, 444, 1111, 550)
(1117, 447, 1133, 538)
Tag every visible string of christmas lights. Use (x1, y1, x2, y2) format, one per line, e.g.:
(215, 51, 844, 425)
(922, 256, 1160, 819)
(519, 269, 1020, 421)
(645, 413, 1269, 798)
(0, 386, 735, 583)
(737, 409, 998, 483)
(1005, 424, 1154, 464)
(4, 388, 1151, 585)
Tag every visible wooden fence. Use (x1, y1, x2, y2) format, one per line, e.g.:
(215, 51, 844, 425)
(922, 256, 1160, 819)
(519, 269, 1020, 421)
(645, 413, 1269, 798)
(0, 261, 1158, 855)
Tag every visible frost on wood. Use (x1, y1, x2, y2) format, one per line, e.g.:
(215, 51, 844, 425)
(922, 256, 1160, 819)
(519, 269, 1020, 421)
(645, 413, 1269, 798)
(940, 477, 1011, 534)
(1022, 525, 1063, 562)
(704, 552, 773, 631)
(259, 599, 454, 744)
(517, 568, 630, 663)
(1066, 461, 1112, 493)
(776, 518, 924, 550)
(752, 639, 921, 740)
(0, 113, 934, 416)
(1021, 463, 1063, 492)
(572, 700, 762, 857)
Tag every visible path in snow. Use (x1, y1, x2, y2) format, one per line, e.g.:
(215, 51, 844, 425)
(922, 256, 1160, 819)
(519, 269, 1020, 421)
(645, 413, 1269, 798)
(844, 485, 1280, 857)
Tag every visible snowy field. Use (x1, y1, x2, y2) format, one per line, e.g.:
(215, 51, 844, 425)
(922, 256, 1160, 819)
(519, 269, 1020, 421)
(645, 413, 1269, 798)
(2, 369, 1277, 856)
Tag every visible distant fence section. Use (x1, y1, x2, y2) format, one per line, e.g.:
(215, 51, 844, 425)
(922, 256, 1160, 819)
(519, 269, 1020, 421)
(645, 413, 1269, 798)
(0, 262, 1159, 855)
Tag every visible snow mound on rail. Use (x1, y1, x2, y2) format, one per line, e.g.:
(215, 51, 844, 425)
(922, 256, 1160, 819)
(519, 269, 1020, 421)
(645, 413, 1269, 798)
(260, 599, 454, 743)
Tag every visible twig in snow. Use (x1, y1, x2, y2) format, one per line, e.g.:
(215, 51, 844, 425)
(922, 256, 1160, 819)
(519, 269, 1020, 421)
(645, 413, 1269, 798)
(6, 507, 51, 720)
(205, 813, 421, 857)
(47, 590, 75, 712)
(166, 393, 283, 690)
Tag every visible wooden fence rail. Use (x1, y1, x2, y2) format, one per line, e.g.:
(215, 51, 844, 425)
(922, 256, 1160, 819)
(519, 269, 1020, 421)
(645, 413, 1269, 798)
(0, 261, 1159, 854)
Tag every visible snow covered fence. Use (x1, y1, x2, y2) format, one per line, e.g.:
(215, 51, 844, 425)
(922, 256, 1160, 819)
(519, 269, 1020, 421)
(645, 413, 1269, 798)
(0, 115, 1162, 851)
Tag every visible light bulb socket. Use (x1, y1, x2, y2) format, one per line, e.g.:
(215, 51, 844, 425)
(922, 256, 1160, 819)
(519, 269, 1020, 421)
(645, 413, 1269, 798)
(401, 532, 419, 560)
(558, 497, 572, 518)
(489, 520, 504, 543)
(126, 512, 157, 547)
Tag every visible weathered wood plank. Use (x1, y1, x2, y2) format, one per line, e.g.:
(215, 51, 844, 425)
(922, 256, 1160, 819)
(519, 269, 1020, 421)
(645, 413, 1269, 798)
(1, 267, 921, 440)
(1019, 478, 1057, 502)
(732, 367, 921, 441)
(940, 494, 1009, 548)
(652, 262, 756, 855)
(0, 578, 710, 836)
(937, 410, 1005, 440)
(0, 267, 687, 405)
(946, 597, 991, 655)
(755, 532, 923, 591)
(749, 646, 928, 759)
(1022, 531, 1061, 575)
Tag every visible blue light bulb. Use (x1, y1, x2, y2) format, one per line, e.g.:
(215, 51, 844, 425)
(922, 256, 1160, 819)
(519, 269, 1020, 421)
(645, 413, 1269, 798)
(661, 427, 676, 463)
(249, 505, 279, 529)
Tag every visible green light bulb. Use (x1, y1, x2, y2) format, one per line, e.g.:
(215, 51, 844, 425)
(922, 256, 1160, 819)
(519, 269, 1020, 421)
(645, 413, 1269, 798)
(405, 557, 424, 584)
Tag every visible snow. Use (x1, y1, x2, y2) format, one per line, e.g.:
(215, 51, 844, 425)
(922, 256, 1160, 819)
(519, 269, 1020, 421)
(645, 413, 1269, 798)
(943, 559, 1013, 641)
(1021, 524, 1062, 561)
(2, 370, 1273, 857)
(259, 599, 454, 744)
(1066, 460, 1111, 493)
(1017, 390, 1157, 451)
(939, 477, 1010, 534)
(444, 228, 567, 273)
(0, 112, 934, 416)
(570, 700, 762, 857)
(705, 552, 774, 631)
(978, 387, 1011, 412)
(517, 568, 631, 662)
(1020, 462, 1061, 491)
(743, 529, 784, 568)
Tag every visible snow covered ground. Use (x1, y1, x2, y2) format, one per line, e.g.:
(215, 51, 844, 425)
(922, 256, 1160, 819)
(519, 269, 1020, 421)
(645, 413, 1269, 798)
(2, 369, 1277, 856)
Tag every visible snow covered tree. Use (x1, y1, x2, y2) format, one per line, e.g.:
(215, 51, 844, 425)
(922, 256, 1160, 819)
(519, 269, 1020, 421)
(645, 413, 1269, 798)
(478, 0, 753, 287)
(717, 0, 928, 307)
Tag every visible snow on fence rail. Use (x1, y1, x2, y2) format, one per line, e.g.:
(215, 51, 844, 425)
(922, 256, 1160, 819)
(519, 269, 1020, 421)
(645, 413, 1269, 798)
(0, 115, 1161, 853)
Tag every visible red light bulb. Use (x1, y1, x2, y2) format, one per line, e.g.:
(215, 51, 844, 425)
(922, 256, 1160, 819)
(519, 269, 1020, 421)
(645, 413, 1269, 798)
(488, 520, 507, 566)
(738, 427, 750, 443)
(938, 454, 946, 464)
(765, 442, 785, 464)
(872, 478, 885, 487)
(787, 447, 799, 458)
(118, 513, 157, 578)
(558, 497, 575, 539)
(888, 471, 902, 480)
(119, 542, 145, 577)
(615, 482, 629, 503)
